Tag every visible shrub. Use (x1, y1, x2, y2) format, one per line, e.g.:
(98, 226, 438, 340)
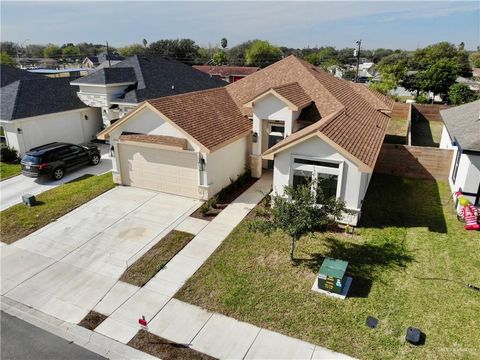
(200, 195, 219, 215)
(0, 144, 18, 163)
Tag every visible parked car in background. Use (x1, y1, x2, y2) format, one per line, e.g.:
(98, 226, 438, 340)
(21, 142, 101, 180)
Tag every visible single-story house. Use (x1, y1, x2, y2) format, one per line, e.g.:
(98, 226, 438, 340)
(71, 55, 226, 127)
(192, 65, 259, 83)
(98, 55, 393, 225)
(440, 100, 480, 207)
(1, 76, 102, 155)
(82, 52, 125, 69)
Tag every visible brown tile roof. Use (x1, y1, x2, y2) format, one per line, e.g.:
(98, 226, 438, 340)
(119, 134, 187, 149)
(227, 55, 390, 169)
(193, 65, 259, 78)
(271, 82, 312, 109)
(349, 83, 395, 111)
(147, 87, 251, 152)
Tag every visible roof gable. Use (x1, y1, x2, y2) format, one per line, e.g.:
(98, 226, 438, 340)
(244, 82, 312, 111)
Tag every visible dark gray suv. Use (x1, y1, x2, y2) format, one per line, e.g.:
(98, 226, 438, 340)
(21, 142, 101, 180)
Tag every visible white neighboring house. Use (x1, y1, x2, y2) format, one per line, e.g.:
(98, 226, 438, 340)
(71, 55, 226, 128)
(440, 100, 480, 207)
(0, 76, 102, 155)
(97, 56, 394, 225)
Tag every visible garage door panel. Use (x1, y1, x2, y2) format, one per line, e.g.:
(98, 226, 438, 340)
(119, 143, 199, 198)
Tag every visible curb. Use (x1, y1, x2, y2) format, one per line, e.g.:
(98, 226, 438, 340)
(1, 295, 158, 360)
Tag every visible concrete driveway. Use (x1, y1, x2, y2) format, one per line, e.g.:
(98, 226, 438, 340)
(1, 186, 202, 323)
(0, 144, 112, 211)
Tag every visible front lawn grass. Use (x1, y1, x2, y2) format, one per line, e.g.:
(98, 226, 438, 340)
(120, 230, 195, 287)
(0, 173, 115, 244)
(0, 162, 21, 181)
(176, 174, 480, 359)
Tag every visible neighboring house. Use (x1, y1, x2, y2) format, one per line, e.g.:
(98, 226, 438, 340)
(0, 77, 102, 155)
(71, 55, 226, 127)
(82, 52, 125, 69)
(192, 65, 259, 83)
(1, 64, 45, 87)
(439, 100, 480, 207)
(456, 76, 480, 92)
(98, 55, 393, 225)
(327, 65, 345, 79)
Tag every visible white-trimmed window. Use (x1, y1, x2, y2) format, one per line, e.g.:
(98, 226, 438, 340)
(291, 156, 343, 203)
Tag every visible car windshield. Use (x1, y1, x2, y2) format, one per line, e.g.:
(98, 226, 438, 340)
(22, 155, 42, 164)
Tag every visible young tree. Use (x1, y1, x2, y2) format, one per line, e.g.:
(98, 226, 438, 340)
(0, 51, 16, 66)
(249, 180, 348, 260)
(448, 83, 477, 105)
(245, 40, 283, 68)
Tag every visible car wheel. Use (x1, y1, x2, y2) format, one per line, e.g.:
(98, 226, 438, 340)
(52, 168, 64, 180)
(91, 154, 100, 165)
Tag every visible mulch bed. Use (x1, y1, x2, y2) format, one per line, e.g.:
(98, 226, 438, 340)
(77, 310, 107, 330)
(191, 177, 258, 221)
(128, 330, 216, 360)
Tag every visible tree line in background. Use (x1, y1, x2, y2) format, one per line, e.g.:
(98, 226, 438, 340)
(1, 38, 479, 105)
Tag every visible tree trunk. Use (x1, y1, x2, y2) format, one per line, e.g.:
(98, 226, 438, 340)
(290, 236, 296, 260)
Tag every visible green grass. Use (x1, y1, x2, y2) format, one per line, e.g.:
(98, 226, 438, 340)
(385, 117, 409, 144)
(0, 162, 21, 181)
(120, 230, 195, 287)
(176, 175, 480, 359)
(0, 173, 115, 244)
(411, 119, 443, 147)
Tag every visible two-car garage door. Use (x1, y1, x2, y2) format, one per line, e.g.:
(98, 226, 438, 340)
(119, 142, 200, 198)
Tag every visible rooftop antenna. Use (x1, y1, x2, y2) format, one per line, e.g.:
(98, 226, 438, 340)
(354, 40, 361, 83)
(106, 41, 111, 67)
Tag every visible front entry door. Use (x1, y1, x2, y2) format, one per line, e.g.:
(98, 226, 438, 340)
(267, 125, 285, 169)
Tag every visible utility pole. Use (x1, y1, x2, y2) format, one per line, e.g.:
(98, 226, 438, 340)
(354, 40, 361, 83)
(106, 41, 111, 67)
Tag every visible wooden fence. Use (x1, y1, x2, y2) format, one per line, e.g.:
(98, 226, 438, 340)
(412, 104, 449, 122)
(374, 143, 453, 180)
(390, 103, 410, 119)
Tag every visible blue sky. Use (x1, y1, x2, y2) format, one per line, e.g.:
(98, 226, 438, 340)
(1, 1, 479, 50)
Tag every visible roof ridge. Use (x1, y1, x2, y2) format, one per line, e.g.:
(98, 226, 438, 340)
(148, 86, 227, 104)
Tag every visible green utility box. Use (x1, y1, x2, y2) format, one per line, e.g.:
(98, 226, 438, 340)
(317, 258, 349, 295)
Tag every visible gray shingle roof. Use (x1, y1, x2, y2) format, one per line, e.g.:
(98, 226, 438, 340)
(73, 55, 226, 103)
(1, 78, 87, 121)
(1, 64, 46, 87)
(72, 67, 137, 85)
(440, 100, 480, 152)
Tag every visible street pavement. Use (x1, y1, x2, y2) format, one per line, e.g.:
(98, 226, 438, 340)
(1, 311, 106, 360)
(0, 144, 112, 210)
